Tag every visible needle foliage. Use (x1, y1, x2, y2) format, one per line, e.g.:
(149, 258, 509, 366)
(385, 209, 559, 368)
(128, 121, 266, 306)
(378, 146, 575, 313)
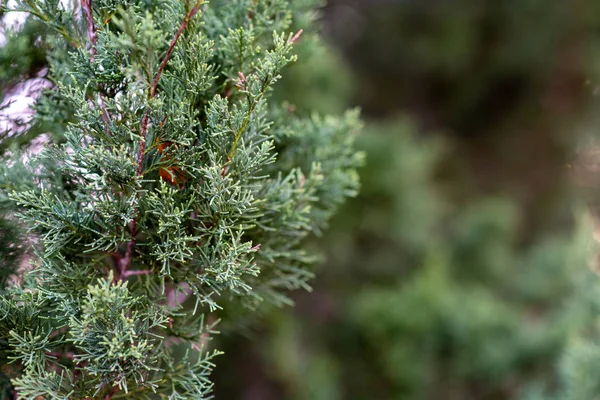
(0, 0, 362, 398)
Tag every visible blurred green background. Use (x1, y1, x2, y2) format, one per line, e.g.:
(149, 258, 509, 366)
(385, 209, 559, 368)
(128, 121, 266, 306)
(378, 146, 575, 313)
(212, 1, 600, 399)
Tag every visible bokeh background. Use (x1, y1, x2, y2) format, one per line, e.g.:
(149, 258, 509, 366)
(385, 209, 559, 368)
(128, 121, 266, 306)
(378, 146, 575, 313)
(4, 0, 600, 399)
(213, 1, 600, 399)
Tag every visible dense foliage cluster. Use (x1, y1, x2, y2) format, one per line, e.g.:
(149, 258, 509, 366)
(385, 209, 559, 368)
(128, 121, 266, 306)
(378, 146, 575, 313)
(0, 0, 362, 397)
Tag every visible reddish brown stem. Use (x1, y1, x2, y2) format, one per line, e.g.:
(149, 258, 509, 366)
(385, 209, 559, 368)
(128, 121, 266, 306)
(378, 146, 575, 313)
(81, 0, 113, 137)
(46, 350, 75, 360)
(121, 0, 204, 279)
(123, 221, 137, 263)
(80, 0, 97, 59)
(221, 158, 229, 178)
(49, 327, 69, 340)
(117, 219, 137, 279)
(104, 385, 119, 400)
(87, 96, 112, 137)
(289, 29, 303, 44)
(149, 0, 204, 98)
(137, 111, 150, 176)
(123, 269, 152, 277)
(139, 0, 204, 175)
(98, 95, 112, 137)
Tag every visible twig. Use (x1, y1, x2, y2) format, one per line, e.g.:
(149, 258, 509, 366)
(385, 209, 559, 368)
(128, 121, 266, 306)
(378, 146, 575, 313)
(45, 350, 75, 360)
(166, 282, 192, 308)
(80, 0, 98, 59)
(104, 385, 119, 400)
(119, 0, 205, 278)
(98, 97, 112, 137)
(149, 0, 204, 98)
(122, 268, 152, 277)
(80, 0, 113, 137)
(222, 28, 302, 173)
(88, 96, 112, 137)
(137, 0, 205, 174)
(137, 112, 150, 176)
(49, 326, 69, 340)
(222, 73, 262, 176)
(289, 29, 303, 44)
(121, 221, 137, 269)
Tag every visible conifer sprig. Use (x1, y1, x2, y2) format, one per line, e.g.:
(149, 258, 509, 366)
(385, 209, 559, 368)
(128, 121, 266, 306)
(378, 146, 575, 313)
(0, 0, 362, 398)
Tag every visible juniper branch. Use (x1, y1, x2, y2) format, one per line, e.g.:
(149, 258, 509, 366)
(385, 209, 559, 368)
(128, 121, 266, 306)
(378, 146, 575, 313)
(124, 0, 205, 278)
(150, 0, 205, 98)
(80, 0, 97, 58)
(0, 1, 362, 397)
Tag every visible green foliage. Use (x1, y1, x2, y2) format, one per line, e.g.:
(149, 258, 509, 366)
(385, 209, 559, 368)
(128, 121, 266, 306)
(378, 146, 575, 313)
(0, 17, 48, 96)
(212, 119, 595, 400)
(202, 1, 600, 398)
(528, 217, 600, 400)
(561, 341, 600, 400)
(0, 0, 361, 398)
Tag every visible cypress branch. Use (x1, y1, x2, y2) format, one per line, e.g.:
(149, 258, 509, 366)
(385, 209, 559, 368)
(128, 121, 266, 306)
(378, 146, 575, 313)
(0, 0, 362, 398)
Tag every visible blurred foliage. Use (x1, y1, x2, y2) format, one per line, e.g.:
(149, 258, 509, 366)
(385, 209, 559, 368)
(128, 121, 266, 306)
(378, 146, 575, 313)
(323, 0, 600, 237)
(0, 218, 22, 288)
(212, 0, 600, 399)
(213, 119, 599, 400)
(0, 17, 48, 99)
(324, 0, 598, 129)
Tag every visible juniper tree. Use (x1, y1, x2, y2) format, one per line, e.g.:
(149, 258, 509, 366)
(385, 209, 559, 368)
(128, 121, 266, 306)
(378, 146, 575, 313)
(0, 0, 362, 398)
